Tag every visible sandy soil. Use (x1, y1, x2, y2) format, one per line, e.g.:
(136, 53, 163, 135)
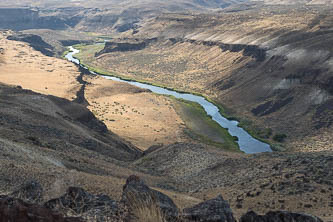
(84, 75, 190, 150)
(0, 31, 195, 151)
(0, 32, 80, 100)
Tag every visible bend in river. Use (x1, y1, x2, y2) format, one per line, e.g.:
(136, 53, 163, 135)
(65, 46, 272, 154)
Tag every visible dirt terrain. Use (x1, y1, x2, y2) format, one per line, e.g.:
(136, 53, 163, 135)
(0, 31, 80, 100)
(84, 75, 190, 150)
(1, 33, 232, 150)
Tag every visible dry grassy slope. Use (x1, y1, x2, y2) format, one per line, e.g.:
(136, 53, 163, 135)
(93, 5, 333, 151)
(133, 143, 333, 220)
(0, 83, 147, 200)
(90, 40, 249, 93)
(0, 35, 208, 211)
(0, 83, 141, 161)
(0, 79, 331, 221)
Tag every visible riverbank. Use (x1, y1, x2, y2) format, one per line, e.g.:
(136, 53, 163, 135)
(68, 45, 271, 153)
(83, 74, 196, 150)
(66, 46, 241, 151)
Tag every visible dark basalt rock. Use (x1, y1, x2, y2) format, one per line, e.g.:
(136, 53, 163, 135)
(47, 95, 107, 133)
(44, 187, 118, 215)
(98, 41, 147, 54)
(182, 195, 236, 222)
(11, 180, 43, 204)
(122, 175, 179, 219)
(7, 34, 54, 57)
(96, 38, 158, 56)
(0, 8, 79, 31)
(313, 98, 333, 129)
(239, 210, 323, 222)
(251, 97, 293, 117)
(0, 196, 82, 222)
(60, 40, 92, 47)
(169, 38, 266, 61)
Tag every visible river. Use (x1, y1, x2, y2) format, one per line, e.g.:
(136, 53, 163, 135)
(65, 46, 272, 154)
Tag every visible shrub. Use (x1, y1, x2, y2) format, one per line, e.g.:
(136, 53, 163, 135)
(273, 133, 287, 142)
(126, 191, 167, 222)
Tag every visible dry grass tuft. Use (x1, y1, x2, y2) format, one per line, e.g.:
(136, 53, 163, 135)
(126, 191, 167, 222)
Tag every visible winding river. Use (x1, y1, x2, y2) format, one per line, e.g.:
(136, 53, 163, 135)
(65, 46, 272, 154)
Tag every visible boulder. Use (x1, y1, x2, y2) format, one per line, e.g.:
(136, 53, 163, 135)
(0, 196, 82, 222)
(239, 210, 323, 222)
(182, 195, 236, 222)
(11, 180, 43, 203)
(44, 187, 118, 216)
(122, 175, 179, 219)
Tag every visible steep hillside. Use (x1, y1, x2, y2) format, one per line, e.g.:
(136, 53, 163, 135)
(133, 143, 333, 220)
(0, 0, 248, 34)
(82, 5, 333, 151)
(0, 85, 331, 220)
(0, 83, 147, 200)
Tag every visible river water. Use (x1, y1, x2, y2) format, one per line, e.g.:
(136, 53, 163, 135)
(65, 46, 272, 154)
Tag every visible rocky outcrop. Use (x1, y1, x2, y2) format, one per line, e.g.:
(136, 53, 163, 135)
(182, 195, 236, 222)
(71, 65, 91, 106)
(251, 97, 294, 117)
(0, 8, 79, 31)
(99, 37, 266, 61)
(0, 196, 82, 222)
(122, 175, 179, 219)
(169, 38, 266, 61)
(10, 180, 43, 204)
(97, 41, 146, 55)
(96, 38, 158, 56)
(7, 34, 54, 56)
(239, 210, 324, 222)
(0, 177, 326, 222)
(60, 40, 92, 47)
(45, 187, 119, 219)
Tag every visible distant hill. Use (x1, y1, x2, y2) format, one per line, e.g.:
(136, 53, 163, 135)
(0, 0, 248, 10)
(0, 0, 249, 32)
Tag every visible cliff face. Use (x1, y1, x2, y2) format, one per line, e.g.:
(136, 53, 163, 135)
(0, 8, 73, 31)
(92, 5, 333, 151)
(0, 83, 141, 162)
(96, 38, 158, 56)
(0, 0, 248, 34)
(7, 34, 55, 56)
(169, 38, 266, 61)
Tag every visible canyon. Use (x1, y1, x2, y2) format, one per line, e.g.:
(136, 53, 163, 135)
(0, 0, 332, 221)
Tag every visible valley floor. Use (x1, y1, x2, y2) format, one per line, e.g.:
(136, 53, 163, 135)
(0, 31, 80, 100)
(0, 31, 231, 150)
